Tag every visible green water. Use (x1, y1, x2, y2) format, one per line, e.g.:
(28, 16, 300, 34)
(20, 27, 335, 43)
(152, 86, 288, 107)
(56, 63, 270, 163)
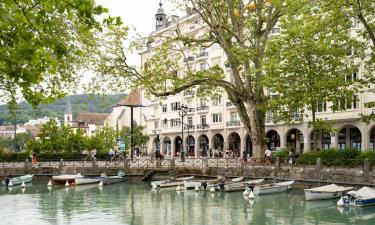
(1, 178, 375, 225)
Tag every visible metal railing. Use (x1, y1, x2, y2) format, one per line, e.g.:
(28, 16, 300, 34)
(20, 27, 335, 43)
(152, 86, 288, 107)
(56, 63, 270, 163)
(226, 121, 241, 127)
(187, 108, 195, 113)
(196, 106, 209, 111)
(196, 124, 210, 129)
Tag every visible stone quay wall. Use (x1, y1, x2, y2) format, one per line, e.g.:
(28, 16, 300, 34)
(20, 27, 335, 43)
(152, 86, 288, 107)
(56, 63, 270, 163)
(0, 158, 374, 186)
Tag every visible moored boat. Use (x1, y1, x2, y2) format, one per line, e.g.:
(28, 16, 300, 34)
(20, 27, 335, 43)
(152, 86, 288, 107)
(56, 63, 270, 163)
(151, 176, 194, 189)
(224, 178, 264, 192)
(253, 180, 294, 195)
(183, 179, 220, 190)
(101, 171, 126, 185)
(206, 177, 244, 191)
(51, 174, 77, 185)
(75, 174, 101, 185)
(2, 174, 34, 186)
(304, 184, 354, 201)
(342, 187, 375, 207)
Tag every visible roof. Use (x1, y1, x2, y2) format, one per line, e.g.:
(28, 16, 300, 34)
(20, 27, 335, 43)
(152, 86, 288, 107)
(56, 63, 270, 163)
(117, 89, 142, 106)
(76, 113, 109, 125)
(0, 126, 14, 131)
(156, 2, 166, 15)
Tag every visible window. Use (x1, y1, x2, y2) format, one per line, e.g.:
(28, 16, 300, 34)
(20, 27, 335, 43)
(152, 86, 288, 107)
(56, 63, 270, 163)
(187, 117, 193, 126)
(200, 63, 207, 71)
(171, 102, 180, 111)
(212, 96, 222, 106)
(171, 118, 181, 127)
(162, 118, 168, 128)
(162, 104, 167, 113)
(212, 113, 222, 123)
(230, 112, 238, 121)
(154, 121, 159, 129)
(200, 115, 207, 125)
(316, 101, 327, 112)
(200, 98, 207, 106)
(346, 71, 358, 82)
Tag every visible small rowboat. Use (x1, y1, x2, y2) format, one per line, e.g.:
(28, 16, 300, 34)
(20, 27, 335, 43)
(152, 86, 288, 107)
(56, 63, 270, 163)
(2, 174, 34, 186)
(75, 175, 101, 185)
(304, 184, 354, 201)
(52, 173, 101, 186)
(223, 179, 265, 192)
(151, 176, 194, 189)
(207, 177, 244, 191)
(342, 187, 375, 207)
(253, 180, 294, 195)
(101, 171, 126, 185)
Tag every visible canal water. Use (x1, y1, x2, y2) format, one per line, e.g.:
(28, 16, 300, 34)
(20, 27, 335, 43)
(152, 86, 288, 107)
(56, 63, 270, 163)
(1, 179, 375, 225)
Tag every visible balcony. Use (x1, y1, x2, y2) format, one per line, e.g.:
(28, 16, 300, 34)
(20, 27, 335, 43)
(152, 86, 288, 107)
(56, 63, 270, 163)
(226, 121, 241, 127)
(197, 124, 210, 130)
(196, 52, 208, 59)
(226, 102, 235, 107)
(184, 90, 195, 97)
(187, 108, 195, 114)
(184, 56, 195, 63)
(184, 125, 195, 131)
(196, 106, 209, 112)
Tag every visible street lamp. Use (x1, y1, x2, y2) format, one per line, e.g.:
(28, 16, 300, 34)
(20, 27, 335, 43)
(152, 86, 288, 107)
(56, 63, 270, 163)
(178, 104, 188, 162)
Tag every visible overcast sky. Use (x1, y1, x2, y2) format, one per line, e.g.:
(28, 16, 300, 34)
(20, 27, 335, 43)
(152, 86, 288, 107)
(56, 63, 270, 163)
(96, 0, 179, 65)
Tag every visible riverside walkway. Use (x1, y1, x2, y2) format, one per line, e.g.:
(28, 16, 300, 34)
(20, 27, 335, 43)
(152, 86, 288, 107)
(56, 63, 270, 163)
(1, 157, 374, 186)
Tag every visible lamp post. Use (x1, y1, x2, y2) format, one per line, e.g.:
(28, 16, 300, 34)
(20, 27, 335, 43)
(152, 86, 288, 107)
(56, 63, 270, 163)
(178, 104, 188, 162)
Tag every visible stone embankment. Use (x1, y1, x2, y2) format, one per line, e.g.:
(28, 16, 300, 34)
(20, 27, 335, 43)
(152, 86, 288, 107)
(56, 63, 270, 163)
(0, 158, 373, 186)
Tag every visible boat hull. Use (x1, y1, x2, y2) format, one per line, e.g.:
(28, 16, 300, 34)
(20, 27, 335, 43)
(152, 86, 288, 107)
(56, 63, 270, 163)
(75, 177, 101, 185)
(254, 185, 288, 195)
(101, 176, 126, 185)
(343, 197, 375, 207)
(184, 181, 202, 189)
(52, 175, 77, 186)
(305, 190, 343, 201)
(2, 175, 34, 186)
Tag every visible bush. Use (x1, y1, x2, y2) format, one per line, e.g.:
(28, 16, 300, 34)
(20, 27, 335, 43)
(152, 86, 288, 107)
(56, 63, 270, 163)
(296, 148, 370, 167)
(273, 148, 289, 161)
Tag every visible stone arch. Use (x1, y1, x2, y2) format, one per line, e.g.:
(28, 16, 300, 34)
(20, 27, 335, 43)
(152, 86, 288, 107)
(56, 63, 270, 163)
(337, 124, 362, 150)
(198, 134, 209, 157)
(212, 133, 224, 150)
(309, 130, 331, 150)
(185, 135, 195, 157)
(266, 130, 280, 151)
(228, 132, 241, 157)
(174, 136, 182, 157)
(286, 128, 304, 153)
(162, 137, 171, 155)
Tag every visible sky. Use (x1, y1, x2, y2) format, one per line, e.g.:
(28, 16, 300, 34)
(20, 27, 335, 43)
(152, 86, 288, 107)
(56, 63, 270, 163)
(96, 0, 180, 65)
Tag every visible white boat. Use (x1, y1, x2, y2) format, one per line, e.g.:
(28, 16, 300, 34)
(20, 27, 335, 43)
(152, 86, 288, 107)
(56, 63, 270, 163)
(253, 180, 294, 195)
(151, 176, 195, 189)
(304, 184, 355, 201)
(2, 174, 33, 186)
(224, 179, 265, 192)
(207, 177, 244, 191)
(75, 174, 101, 185)
(342, 186, 375, 207)
(52, 173, 101, 186)
(101, 171, 126, 185)
(183, 179, 220, 189)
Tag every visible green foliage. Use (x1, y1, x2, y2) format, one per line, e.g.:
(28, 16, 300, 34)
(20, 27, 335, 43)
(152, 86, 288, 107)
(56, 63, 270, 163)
(296, 148, 369, 167)
(0, 0, 111, 105)
(273, 149, 289, 161)
(0, 94, 124, 125)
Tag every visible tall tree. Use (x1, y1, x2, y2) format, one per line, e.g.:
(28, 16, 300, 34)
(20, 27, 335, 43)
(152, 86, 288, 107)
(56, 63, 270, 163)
(264, 1, 361, 150)
(90, 0, 301, 158)
(0, 0, 108, 106)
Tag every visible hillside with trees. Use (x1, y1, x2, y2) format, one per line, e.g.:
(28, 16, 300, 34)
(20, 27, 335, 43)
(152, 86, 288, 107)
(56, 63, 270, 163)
(0, 94, 125, 126)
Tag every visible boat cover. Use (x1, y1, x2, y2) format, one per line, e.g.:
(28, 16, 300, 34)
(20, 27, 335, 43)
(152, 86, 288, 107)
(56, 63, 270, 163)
(231, 177, 244, 182)
(347, 187, 375, 200)
(275, 180, 294, 186)
(305, 184, 354, 193)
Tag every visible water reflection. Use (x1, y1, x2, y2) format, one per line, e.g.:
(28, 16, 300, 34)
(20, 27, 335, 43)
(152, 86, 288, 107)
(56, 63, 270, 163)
(1, 180, 375, 225)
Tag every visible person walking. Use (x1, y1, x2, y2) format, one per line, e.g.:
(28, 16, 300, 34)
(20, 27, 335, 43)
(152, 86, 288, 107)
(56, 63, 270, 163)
(82, 149, 88, 162)
(264, 145, 272, 164)
(242, 148, 248, 163)
(91, 148, 97, 161)
(288, 150, 295, 165)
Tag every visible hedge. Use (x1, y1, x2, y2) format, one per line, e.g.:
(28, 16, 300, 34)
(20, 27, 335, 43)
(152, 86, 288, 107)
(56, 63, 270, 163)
(0, 150, 110, 161)
(296, 148, 375, 167)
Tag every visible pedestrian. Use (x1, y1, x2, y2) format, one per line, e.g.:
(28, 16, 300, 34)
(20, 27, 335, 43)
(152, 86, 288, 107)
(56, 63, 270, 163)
(32, 152, 38, 164)
(82, 149, 88, 162)
(288, 150, 295, 165)
(264, 145, 272, 164)
(108, 148, 114, 163)
(91, 148, 97, 160)
(242, 148, 248, 163)
(209, 148, 213, 158)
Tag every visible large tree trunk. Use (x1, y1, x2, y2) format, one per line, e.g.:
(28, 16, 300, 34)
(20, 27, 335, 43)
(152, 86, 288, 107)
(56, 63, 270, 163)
(247, 100, 266, 159)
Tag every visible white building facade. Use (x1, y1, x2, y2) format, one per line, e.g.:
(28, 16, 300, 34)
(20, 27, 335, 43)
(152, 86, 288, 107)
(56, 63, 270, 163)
(140, 3, 375, 157)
